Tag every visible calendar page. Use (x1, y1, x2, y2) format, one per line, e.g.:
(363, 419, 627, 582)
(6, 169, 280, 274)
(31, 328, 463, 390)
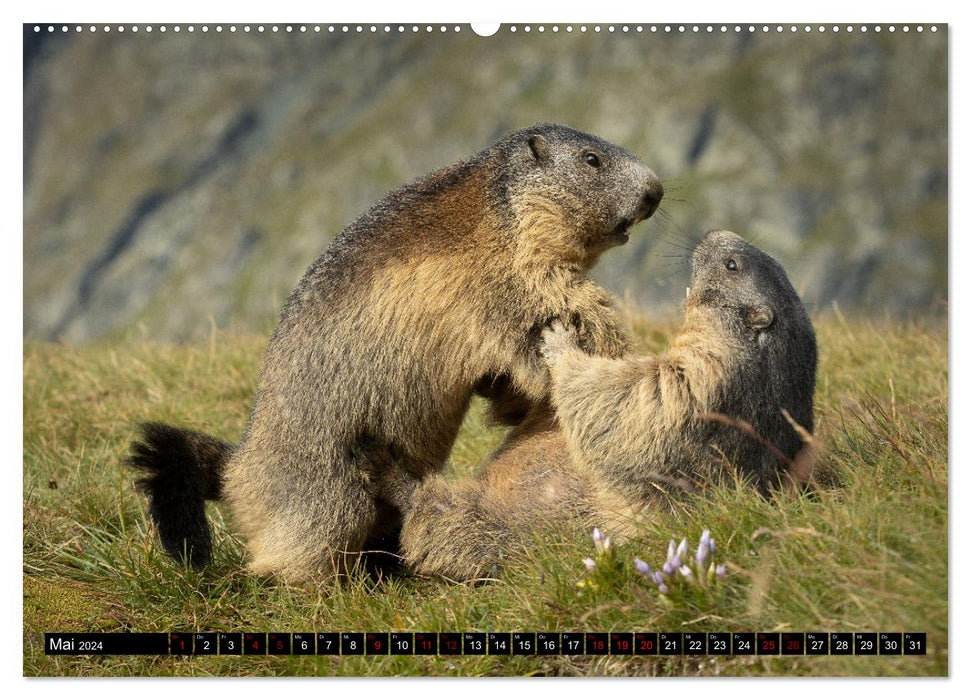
(22, 16, 948, 679)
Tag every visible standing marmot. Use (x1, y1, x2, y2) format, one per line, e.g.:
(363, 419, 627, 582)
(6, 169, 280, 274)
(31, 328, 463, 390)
(130, 124, 663, 582)
(401, 230, 817, 581)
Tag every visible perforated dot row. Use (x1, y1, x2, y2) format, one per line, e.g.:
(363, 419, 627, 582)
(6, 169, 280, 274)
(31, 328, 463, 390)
(32, 24, 940, 35)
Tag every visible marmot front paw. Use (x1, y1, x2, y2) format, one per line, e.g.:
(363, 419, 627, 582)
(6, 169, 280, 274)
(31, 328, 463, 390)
(540, 319, 580, 365)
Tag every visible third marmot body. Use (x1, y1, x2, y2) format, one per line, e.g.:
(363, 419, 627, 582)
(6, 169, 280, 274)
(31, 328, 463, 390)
(401, 230, 817, 581)
(130, 124, 663, 582)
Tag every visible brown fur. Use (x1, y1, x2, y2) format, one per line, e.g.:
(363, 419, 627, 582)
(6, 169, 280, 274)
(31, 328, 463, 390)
(400, 230, 817, 581)
(130, 124, 663, 582)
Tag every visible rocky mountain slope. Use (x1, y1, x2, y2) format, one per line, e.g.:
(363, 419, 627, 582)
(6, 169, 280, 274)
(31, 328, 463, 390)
(23, 25, 947, 343)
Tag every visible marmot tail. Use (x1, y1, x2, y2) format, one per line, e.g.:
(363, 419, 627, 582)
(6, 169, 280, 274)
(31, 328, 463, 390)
(128, 422, 232, 568)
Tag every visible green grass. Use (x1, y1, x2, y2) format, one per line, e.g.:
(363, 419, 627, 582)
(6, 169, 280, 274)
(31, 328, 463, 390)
(22, 312, 947, 676)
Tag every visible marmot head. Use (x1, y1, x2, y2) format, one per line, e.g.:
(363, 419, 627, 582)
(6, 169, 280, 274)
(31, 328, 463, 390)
(687, 229, 817, 431)
(497, 123, 663, 268)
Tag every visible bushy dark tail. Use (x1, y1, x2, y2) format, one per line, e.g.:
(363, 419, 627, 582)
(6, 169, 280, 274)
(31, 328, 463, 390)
(128, 422, 232, 569)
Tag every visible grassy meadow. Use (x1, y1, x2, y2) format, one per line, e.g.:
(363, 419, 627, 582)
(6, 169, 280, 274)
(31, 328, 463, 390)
(22, 310, 948, 677)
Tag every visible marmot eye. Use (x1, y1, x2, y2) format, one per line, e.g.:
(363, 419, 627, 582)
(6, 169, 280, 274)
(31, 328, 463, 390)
(583, 152, 601, 168)
(726, 258, 738, 271)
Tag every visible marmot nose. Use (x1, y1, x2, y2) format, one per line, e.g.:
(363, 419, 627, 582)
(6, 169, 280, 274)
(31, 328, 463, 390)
(641, 179, 664, 220)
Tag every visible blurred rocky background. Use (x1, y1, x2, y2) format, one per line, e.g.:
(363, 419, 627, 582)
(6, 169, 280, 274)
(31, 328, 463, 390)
(23, 25, 947, 344)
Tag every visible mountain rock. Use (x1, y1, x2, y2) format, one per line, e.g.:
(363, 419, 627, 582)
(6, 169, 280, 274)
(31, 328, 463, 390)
(23, 26, 947, 343)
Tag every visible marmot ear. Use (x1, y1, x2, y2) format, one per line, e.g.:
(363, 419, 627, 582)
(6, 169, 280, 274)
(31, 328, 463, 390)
(744, 305, 775, 330)
(527, 134, 549, 161)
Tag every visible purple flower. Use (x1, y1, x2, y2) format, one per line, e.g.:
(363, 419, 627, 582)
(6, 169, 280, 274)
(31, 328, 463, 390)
(592, 527, 610, 554)
(658, 583, 669, 595)
(634, 558, 652, 577)
(583, 557, 596, 571)
(670, 555, 682, 570)
(652, 571, 665, 586)
(679, 565, 693, 579)
(676, 538, 689, 561)
(697, 530, 711, 567)
(662, 560, 675, 577)
(715, 564, 727, 578)
(667, 539, 676, 561)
